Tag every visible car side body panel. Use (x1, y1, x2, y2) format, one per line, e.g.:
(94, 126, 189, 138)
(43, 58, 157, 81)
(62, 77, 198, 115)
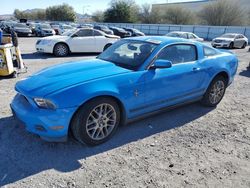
(12, 36, 238, 141)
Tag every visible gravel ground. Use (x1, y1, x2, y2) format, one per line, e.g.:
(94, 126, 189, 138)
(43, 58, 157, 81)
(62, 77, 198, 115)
(0, 38, 250, 188)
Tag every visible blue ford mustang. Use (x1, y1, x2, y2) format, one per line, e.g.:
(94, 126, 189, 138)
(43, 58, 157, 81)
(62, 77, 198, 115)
(11, 36, 238, 145)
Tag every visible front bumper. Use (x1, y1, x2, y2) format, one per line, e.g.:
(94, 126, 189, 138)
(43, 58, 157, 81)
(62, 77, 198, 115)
(16, 31, 32, 36)
(10, 93, 77, 142)
(212, 42, 231, 48)
(36, 44, 54, 53)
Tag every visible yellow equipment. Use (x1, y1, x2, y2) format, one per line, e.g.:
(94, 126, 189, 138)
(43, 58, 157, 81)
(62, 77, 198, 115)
(0, 35, 27, 78)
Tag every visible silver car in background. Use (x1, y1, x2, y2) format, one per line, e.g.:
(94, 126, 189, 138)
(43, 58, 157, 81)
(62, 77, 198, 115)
(166, 31, 204, 42)
(212, 33, 248, 49)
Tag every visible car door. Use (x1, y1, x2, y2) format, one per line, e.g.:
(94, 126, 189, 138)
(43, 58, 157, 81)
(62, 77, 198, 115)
(93, 30, 108, 52)
(235, 35, 245, 48)
(68, 29, 96, 52)
(143, 44, 206, 113)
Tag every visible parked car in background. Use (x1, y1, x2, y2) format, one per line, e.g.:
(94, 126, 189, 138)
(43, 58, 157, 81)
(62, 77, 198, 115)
(212, 33, 248, 49)
(27, 22, 38, 35)
(109, 26, 131, 38)
(94, 25, 114, 35)
(36, 28, 120, 56)
(13, 23, 32, 36)
(12, 36, 238, 145)
(79, 24, 93, 28)
(1, 21, 17, 34)
(35, 24, 55, 37)
(166, 31, 204, 42)
(123, 28, 145, 37)
(51, 24, 60, 35)
(58, 24, 74, 35)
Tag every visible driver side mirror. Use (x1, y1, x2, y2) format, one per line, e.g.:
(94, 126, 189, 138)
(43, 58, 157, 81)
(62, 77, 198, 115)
(150, 59, 172, 69)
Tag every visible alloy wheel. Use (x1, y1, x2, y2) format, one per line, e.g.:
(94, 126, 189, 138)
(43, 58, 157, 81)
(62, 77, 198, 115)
(86, 103, 117, 141)
(209, 80, 225, 104)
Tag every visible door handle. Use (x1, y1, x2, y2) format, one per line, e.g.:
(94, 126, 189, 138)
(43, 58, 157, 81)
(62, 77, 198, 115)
(193, 67, 200, 71)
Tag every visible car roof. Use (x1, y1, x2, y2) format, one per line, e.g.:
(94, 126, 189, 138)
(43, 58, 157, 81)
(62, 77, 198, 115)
(170, 31, 193, 34)
(126, 36, 191, 45)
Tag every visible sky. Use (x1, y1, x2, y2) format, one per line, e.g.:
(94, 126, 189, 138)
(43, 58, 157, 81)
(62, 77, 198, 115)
(1, 0, 201, 15)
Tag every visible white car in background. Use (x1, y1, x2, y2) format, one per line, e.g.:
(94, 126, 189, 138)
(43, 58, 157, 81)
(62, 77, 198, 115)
(58, 24, 74, 35)
(36, 28, 120, 56)
(166, 31, 204, 42)
(212, 33, 248, 49)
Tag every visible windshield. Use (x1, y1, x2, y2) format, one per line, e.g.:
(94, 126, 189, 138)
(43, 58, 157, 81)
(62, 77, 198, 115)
(40, 24, 51, 29)
(221, 34, 236, 38)
(15, 23, 27, 28)
(97, 40, 157, 70)
(167, 32, 181, 37)
(62, 29, 77, 36)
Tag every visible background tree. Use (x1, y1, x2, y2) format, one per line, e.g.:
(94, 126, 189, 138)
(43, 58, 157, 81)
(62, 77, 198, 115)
(14, 9, 25, 19)
(138, 4, 163, 24)
(92, 10, 104, 22)
(164, 6, 196, 25)
(199, 0, 245, 26)
(104, 0, 139, 23)
(46, 4, 76, 22)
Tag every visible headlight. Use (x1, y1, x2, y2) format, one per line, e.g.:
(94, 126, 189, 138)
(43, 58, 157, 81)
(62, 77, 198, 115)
(39, 40, 53, 45)
(34, 98, 56, 109)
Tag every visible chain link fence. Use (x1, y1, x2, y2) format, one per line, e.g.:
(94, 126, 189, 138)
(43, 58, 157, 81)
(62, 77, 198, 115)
(97, 23, 250, 41)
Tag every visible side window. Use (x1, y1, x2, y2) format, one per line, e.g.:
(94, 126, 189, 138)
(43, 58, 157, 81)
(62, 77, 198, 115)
(188, 33, 194, 39)
(182, 33, 188, 39)
(94, 30, 103, 36)
(157, 44, 197, 64)
(204, 46, 218, 57)
(75, 29, 93, 37)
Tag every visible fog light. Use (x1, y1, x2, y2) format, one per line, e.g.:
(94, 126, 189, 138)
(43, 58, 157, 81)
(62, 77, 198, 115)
(50, 126, 64, 130)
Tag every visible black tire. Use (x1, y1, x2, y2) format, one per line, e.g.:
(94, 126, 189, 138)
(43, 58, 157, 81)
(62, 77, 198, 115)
(229, 42, 234, 49)
(103, 43, 112, 51)
(241, 42, 247, 49)
(71, 97, 120, 146)
(53, 43, 69, 57)
(201, 76, 227, 107)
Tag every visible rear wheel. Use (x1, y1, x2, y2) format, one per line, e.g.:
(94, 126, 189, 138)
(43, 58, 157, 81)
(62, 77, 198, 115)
(241, 42, 247, 49)
(71, 97, 120, 146)
(103, 43, 112, 51)
(53, 43, 69, 57)
(201, 76, 226, 107)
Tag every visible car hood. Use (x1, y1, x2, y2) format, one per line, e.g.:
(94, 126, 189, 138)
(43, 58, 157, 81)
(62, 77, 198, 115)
(214, 37, 234, 41)
(14, 27, 31, 32)
(40, 35, 68, 41)
(15, 59, 131, 97)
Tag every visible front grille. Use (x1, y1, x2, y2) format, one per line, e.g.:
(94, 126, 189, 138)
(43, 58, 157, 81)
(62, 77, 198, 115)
(215, 40, 222, 43)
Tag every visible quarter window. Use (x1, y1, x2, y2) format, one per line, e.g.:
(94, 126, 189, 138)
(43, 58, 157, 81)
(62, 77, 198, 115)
(75, 29, 93, 37)
(157, 44, 197, 64)
(94, 30, 103, 36)
(204, 46, 218, 57)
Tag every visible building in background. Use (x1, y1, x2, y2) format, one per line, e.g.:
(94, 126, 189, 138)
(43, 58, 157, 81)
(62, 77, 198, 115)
(152, 0, 250, 14)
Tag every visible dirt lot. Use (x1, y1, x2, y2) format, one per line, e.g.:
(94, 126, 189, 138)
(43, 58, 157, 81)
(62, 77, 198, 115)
(0, 37, 250, 188)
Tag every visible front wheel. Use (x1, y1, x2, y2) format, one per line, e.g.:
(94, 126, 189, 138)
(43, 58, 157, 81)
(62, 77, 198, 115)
(53, 43, 69, 57)
(71, 97, 120, 146)
(229, 42, 234, 49)
(201, 76, 226, 107)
